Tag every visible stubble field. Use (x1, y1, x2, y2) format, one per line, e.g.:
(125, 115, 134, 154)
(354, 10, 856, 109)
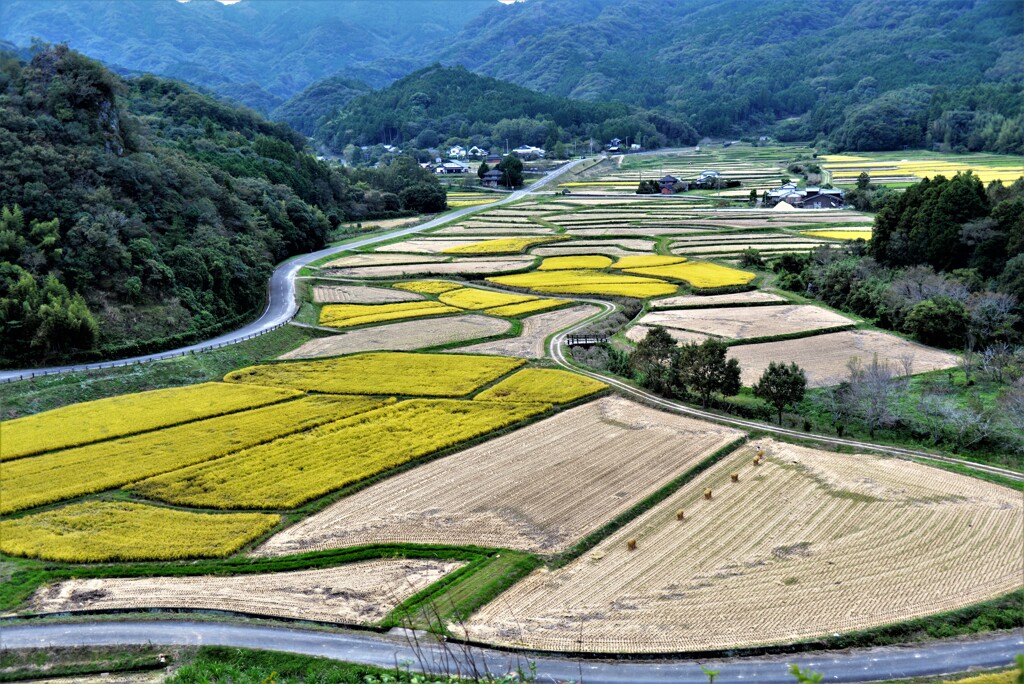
(632, 305, 855, 340)
(461, 440, 1023, 653)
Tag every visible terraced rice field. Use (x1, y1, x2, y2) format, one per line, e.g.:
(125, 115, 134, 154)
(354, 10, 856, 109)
(454, 305, 600, 358)
(651, 291, 788, 308)
(225, 352, 524, 397)
(279, 315, 512, 359)
(474, 368, 606, 404)
(626, 325, 708, 345)
(461, 440, 1023, 653)
(622, 262, 756, 288)
(802, 230, 873, 240)
(327, 257, 534, 278)
(632, 305, 854, 340)
(489, 270, 677, 298)
(0, 502, 279, 562)
(820, 153, 1023, 186)
(256, 397, 744, 556)
(131, 399, 551, 509)
(319, 301, 462, 329)
(674, 242, 829, 255)
(324, 254, 446, 268)
(312, 285, 424, 304)
(1, 396, 379, 514)
(444, 237, 566, 254)
(377, 239, 482, 253)
(0, 382, 300, 460)
(727, 330, 961, 387)
(33, 560, 464, 624)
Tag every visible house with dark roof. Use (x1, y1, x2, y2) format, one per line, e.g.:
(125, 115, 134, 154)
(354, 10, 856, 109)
(658, 175, 679, 194)
(481, 169, 504, 188)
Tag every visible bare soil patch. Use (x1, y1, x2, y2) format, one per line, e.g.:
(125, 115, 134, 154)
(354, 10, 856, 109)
(31, 559, 463, 625)
(652, 291, 788, 308)
(312, 285, 425, 304)
(728, 329, 960, 387)
(257, 397, 743, 557)
(279, 315, 511, 359)
(453, 305, 599, 358)
(634, 305, 854, 340)
(462, 440, 1023, 653)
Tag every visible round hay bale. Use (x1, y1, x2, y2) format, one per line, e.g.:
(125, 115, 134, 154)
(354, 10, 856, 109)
(627, 538, 637, 551)
(704, 488, 713, 500)
(676, 509, 685, 521)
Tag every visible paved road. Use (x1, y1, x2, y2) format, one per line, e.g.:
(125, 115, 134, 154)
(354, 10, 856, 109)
(0, 159, 588, 383)
(544, 297, 1024, 482)
(1, 621, 1020, 682)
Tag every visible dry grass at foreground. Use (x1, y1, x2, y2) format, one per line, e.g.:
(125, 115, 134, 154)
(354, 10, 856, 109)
(538, 255, 614, 270)
(256, 396, 744, 557)
(0, 396, 377, 514)
(327, 258, 533, 278)
(728, 329, 961, 387)
(394, 280, 464, 294)
(323, 253, 446, 268)
(488, 270, 677, 298)
(0, 502, 278, 562)
(474, 368, 606, 404)
(625, 325, 708, 345)
(312, 285, 424, 304)
(454, 305, 599, 358)
(33, 559, 463, 623)
(802, 230, 873, 240)
(652, 291, 788, 308)
(635, 305, 854, 340)
(0, 382, 300, 461)
(225, 352, 524, 397)
(623, 262, 756, 288)
(278, 316, 512, 359)
(131, 398, 550, 510)
(461, 440, 1023, 653)
(319, 301, 461, 329)
(444, 236, 566, 254)
(439, 287, 535, 310)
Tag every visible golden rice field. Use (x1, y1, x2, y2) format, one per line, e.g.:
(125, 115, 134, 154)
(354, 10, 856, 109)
(0, 502, 279, 563)
(257, 397, 744, 557)
(802, 230, 873, 240)
(319, 301, 461, 329)
(488, 270, 677, 298)
(443, 237, 566, 254)
(484, 298, 571, 317)
(474, 368, 607, 404)
(0, 382, 300, 461)
(537, 255, 614, 270)
(394, 280, 464, 294)
(622, 262, 756, 288)
(328, 258, 535, 278)
(130, 399, 551, 509)
(0, 396, 382, 514)
(225, 352, 525, 397)
(612, 255, 687, 269)
(439, 287, 536, 310)
(462, 440, 1023, 653)
(821, 154, 1023, 185)
(33, 560, 464, 625)
(449, 199, 500, 208)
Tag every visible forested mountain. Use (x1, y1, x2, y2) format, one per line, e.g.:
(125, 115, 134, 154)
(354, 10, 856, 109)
(273, 76, 372, 137)
(3, 0, 1020, 151)
(0, 46, 444, 366)
(448, 0, 1023, 152)
(313, 65, 698, 153)
(0, 0, 492, 113)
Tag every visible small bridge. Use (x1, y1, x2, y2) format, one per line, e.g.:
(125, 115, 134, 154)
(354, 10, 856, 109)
(564, 335, 608, 347)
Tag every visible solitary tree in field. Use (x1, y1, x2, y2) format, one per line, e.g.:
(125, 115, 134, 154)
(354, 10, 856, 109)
(677, 338, 742, 408)
(753, 361, 807, 425)
(497, 154, 524, 188)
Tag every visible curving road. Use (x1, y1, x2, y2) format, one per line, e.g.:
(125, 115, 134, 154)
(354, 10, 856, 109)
(1, 621, 1020, 682)
(0, 159, 589, 383)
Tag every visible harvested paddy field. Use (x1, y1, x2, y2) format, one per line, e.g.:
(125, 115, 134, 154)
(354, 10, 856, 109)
(651, 291, 788, 308)
(632, 305, 854, 340)
(728, 329, 961, 387)
(33, 560, 464, 624)
(326, 257, 534, 278)
(323, 253, 446, 268)
(377, 239, 480, 253)
(256, 396, 744, 556)
(434, 225, 555, 236)
(312, 285, 423, 304)
(279, 315, 511, 359)
(568, 227, 707, 237)
(530, 246, 647, 259)
(674, 242, 829, 255)
(626, 325, 708, 345)
(453, 305, 600, 358)
(462, 440, 1024, 653)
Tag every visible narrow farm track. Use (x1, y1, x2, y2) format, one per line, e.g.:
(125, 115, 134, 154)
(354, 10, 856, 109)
(2, 620, 1020, 683)
(0, 159, 589, 383)
(545, 297, 1024, 483)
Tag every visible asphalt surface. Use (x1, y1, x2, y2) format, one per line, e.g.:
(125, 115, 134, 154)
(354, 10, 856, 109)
(0, 159, 587, 383)
(1, 621, 1020, 682)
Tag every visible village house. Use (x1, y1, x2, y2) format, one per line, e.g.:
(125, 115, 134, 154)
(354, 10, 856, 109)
(481, 169, 504, 188)
(765, 182, 844, 208)
(468, 145, 487, 158)
(512, 145, 545, 159)
(435, 160, 470, 174)
(448, 145, 467, 158)
(658, 174, 679, 194)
